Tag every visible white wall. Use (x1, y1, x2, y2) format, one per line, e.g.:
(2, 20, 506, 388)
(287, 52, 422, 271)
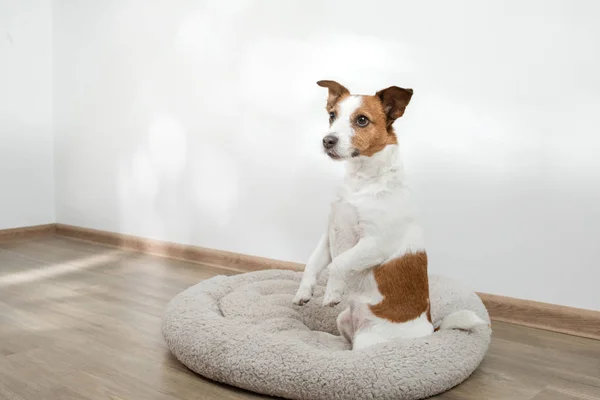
(0, 0, 54, 229)
(53, 0, 600, 311)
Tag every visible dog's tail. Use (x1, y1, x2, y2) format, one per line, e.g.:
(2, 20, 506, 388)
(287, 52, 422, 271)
(437, 310, 489, 332)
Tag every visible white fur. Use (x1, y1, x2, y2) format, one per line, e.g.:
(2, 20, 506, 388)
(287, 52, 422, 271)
(353, 312, 433, 350)
(327, 95, 362, 158)
(293, 96, 485, 350)
(439, 310, 487, 331)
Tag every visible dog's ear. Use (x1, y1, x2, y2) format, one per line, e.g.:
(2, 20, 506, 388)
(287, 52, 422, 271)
(376, 86, 413, 125)
(317, 80, 350, 109)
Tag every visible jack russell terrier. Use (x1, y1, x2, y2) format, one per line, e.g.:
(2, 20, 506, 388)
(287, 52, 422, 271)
(293, 80, 486, 350)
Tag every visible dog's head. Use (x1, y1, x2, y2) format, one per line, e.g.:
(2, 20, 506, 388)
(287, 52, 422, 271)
(317, 80, 413, 160)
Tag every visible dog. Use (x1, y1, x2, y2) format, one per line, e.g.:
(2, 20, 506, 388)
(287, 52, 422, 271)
(293, 80, 487, 350)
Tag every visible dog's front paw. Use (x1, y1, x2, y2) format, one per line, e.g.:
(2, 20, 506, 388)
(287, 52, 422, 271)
(322, 289, 342, 307)
(293, 284, 314, 306)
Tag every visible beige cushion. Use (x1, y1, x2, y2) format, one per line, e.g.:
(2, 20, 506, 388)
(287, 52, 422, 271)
(162, 269, 491, 400)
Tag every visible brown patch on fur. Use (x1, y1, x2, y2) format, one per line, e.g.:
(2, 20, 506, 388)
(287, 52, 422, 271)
(350, 95, 398, 156)
(350, 86, 413, 157)
(317, 80, 350, 110)
(369, 251, 431, 323)
(376, 86, 413, 124)
(426, 299, 432, 323)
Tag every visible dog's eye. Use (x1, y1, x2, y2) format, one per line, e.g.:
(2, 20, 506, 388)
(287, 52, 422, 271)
(356, 115, 369, 127)
(329, 111, 336, 123)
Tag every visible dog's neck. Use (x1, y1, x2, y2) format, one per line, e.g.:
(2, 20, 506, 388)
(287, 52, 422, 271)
(345, 144, 402, 179)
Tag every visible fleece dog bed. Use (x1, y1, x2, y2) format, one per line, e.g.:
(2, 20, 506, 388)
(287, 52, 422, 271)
(162, 269, 491, 400)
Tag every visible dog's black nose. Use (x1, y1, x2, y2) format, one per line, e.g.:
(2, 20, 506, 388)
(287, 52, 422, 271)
(323, 135, 338, 149)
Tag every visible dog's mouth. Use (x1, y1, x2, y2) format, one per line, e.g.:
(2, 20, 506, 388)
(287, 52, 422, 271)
(325, 150, 342, 160)
(325, 148, 360, 160)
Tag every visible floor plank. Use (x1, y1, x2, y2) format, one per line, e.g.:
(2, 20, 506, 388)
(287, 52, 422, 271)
(0, 236, 599, 400)
(531, 387, 594, 400)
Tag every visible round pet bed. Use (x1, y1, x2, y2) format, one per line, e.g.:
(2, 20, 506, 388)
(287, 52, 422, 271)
(162, 269, 491, 400)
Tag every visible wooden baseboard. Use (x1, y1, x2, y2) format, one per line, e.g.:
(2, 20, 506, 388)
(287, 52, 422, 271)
(478, 293, 600, 340)
(53, 223, 600, 340)
(54, 223, 303, 273)
(0, 224, 56, 242)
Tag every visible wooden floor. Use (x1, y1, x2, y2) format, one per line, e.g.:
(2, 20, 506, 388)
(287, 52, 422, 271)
(0, 236, 598, 400)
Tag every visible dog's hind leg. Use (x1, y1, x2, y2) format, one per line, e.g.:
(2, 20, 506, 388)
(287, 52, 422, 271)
(336, 307, 353, 343)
